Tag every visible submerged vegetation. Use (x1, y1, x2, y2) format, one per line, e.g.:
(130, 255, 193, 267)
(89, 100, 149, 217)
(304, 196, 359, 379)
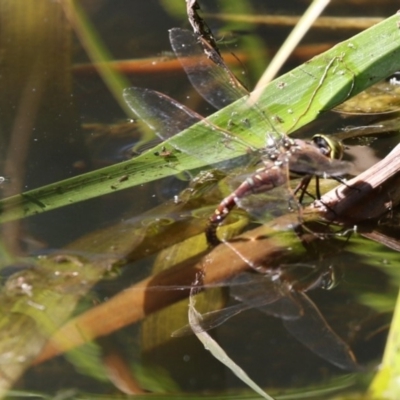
(1, 1, 400, 399)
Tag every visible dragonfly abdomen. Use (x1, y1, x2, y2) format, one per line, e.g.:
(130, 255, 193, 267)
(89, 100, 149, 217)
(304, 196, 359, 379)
(206, 165, 287, 245)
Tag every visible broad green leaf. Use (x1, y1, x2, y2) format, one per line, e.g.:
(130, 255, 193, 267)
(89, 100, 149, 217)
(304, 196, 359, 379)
(1, 14, 400, 223)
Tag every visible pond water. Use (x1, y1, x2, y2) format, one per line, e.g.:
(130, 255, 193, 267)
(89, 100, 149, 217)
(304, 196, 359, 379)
(0, 1, 400, 399)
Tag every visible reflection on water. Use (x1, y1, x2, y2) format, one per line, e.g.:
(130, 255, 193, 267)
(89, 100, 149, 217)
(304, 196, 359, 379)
(0, 0, 399, 398)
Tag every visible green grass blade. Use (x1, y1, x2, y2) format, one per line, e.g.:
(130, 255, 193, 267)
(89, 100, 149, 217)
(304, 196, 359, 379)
(63, 0, 132, 116)
(369, 289, 400, 399)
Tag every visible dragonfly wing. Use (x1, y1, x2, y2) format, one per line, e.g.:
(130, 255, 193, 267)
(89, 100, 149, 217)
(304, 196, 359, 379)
(169, 28, 248, 110)
(289, 140, 352, 177)
(223, 162, 300, 228)
(173, 271, 302, 338)
(238, 194, 300, 231)
(282, 291, 358, 370)
(171, 302, 251, 337)
(229, 272, 302, 320)
(257, 295, 304, 320)
(169, 28, 282, 148)
(123, 86, 252, 165)
(123, 87, 203, 140)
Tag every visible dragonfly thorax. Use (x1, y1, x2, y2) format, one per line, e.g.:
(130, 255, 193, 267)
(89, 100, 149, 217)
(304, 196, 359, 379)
(263, 137, 298, 162)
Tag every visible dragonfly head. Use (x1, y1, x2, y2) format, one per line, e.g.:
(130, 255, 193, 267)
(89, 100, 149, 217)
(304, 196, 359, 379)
(312, 134, 344, 160)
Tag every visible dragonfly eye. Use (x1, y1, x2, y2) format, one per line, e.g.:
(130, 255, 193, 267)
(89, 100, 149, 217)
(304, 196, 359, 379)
(320, 265, 340, 290)
(312, 134, 344, 160)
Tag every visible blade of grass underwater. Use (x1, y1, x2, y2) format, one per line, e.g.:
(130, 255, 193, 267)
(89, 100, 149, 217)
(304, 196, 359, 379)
(368, 288, 400, 399)
(1, 13, 400, 223)
(6, 372, 358, 399)
(61, 0, 132, 117)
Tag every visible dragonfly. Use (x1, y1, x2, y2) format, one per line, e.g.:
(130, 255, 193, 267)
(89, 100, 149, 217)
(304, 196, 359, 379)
(123, 28, 358, 370)
(123, 28, 351, 246)
(172, 265, 358, 370)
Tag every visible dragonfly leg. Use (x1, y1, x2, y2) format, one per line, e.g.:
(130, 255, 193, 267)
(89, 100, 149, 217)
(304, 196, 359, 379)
(315, 176, 321, 200)
(293, 174, 313, 204)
